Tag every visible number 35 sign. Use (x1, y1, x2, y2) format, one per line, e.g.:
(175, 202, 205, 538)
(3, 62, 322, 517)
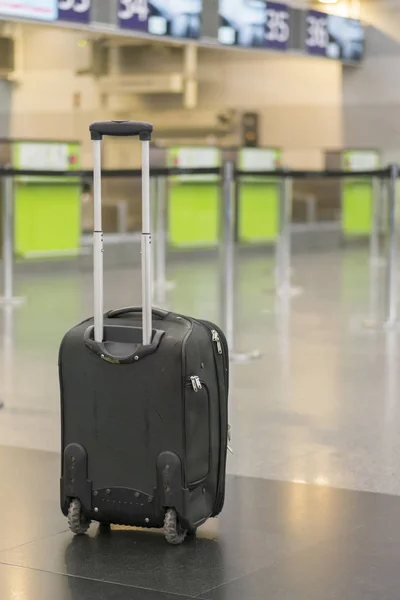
(265, 2, 290, 51)
(58, 0, 91, 23)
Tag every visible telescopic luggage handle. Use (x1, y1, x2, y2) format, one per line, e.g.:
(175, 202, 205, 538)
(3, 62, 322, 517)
(90, 119, 153, 348)
(89, 120, 153, 140)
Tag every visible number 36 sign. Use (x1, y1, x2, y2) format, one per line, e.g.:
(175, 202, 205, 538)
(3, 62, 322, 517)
(305, 10, 329, 57)
(58, 0, 91, 23)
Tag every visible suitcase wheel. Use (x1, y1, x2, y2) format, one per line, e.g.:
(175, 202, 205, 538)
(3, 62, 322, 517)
(164, 509, 188, 546)
(67, 498, 91, 535)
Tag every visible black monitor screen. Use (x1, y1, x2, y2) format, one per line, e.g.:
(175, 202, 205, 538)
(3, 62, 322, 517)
(306, 11, 364, 61)
(218, 0, 290, 50)
(119, 0, 203, 40)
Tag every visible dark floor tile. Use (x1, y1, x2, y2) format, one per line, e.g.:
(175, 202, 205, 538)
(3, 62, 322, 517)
(218, 474, 400, 547)
(3, 447, 400, 599)
(0, 522, 304, 598)
(0, 563, 194, 600)
(0, 446, 67, 551)
(1, 475, 398, 598)
(200, 512, 400, 600)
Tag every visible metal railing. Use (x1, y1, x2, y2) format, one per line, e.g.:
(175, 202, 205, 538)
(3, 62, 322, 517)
(0, 163, 397, 341)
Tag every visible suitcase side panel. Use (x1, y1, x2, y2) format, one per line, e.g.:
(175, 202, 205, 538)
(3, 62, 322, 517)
(183, 321, 229, 526)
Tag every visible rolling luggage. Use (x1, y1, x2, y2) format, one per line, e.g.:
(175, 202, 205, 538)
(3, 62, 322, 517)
(59, 120, 229, 545)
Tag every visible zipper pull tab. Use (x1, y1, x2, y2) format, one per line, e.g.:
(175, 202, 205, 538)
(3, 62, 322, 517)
(195, 376, 202, 390)
(190, 376, 199, 392)
(212, 330, 223, 355)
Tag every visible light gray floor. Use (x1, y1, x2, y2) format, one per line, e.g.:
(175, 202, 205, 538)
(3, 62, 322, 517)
(1, 247, 399, 495)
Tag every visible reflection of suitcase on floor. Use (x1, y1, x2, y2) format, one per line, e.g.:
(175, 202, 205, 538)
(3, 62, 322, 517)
(59, 120, 229, 544)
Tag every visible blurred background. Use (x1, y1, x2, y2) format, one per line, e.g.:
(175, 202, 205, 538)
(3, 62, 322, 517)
(2, 0, 400, 513)
(2, 0, 400, 494)
(2, 1, 400, 598)
(0, 0, 397, 241)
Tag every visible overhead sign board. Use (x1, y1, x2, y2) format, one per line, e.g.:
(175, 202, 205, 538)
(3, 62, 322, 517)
(168, 146, 220, 182)
(265, 2, 290, 51)
(218, 0, 290, 51)
(343, 150, 379, 172)
(58, 0, 90, 23)
(305, 10, 364, 61)
(0, 0, 58, 20)
(118, 0, 203, 39)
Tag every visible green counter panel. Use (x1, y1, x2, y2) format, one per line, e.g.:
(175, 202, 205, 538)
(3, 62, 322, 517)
(341, 150, 379, 237)
(15, 183, 81, 258)
(342, 181, 373, 236)
(238, 181, 279, 243)
(168, 182, 219, 248)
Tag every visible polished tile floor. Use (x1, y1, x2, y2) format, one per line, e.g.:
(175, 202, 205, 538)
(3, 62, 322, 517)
(0, 248, 398, 493)
(1, 247, 400, 598)
(1, 445, 400, 599)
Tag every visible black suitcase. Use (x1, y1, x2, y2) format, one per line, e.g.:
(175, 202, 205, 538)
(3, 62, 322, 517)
(59, 120, 229, 545)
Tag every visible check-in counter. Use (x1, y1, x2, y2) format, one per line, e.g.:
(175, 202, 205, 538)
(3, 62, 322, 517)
(155, 145, 282, 250)
(167, 146, 222, 249)
(325, 149, 381, 239)
(235, 147, 281, 244)
(0, 138, 81, 260)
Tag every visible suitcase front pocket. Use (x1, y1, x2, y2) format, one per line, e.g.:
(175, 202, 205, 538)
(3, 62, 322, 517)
(185, 379, 211, 486)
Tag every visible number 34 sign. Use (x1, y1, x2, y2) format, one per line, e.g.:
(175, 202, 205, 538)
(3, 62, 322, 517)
(58, 0, 91, 23)
(118, 0, 149, 32)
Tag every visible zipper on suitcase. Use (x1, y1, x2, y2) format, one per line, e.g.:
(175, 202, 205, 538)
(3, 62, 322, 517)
(172, 311, 229, 392)
(176, 312, 229, 514)
(211, 330, 223, 355)
(184, 378, 211, 488)
(196, 320, 229, 515)
(199, 320, 229, 391)
(188, 376, 202, 392)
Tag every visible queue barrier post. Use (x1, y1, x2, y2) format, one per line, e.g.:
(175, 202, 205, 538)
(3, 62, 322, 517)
(363, 177, 384, 328)
(0, 303, 15, 410)
(275, 170, 302, 298)
(369, 177, 384, 268)
(220, 161, 260, 363)
(153, 175, 174, 307)
(385, 164, 399, 327)
(0, 173, 24, 307)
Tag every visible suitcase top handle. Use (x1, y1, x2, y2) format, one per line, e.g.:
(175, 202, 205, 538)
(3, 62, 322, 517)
(90, 120, 153, 141)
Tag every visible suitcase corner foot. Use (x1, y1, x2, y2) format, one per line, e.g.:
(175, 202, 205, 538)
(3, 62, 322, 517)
(61, 443, 92, 515)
